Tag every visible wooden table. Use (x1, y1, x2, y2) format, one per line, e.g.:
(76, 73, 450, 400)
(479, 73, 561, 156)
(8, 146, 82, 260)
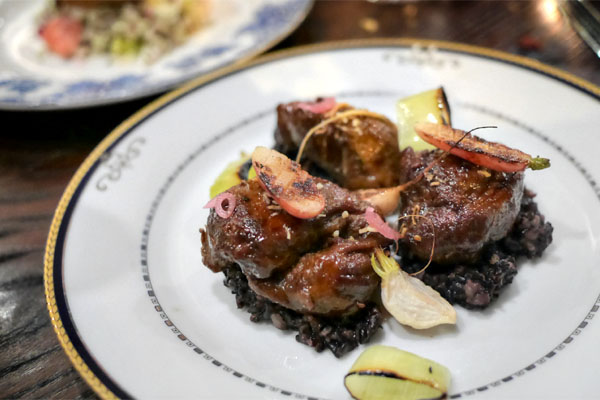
(1, 1, 598, 398)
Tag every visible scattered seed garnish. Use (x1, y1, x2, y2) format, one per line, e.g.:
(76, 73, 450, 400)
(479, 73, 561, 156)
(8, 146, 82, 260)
(359, 227, 378, 234)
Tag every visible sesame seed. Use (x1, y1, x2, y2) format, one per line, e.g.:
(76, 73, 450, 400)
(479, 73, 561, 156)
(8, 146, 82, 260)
(478, 170, 491, 178)
(411, 205, 420, 225)
(430, 181, 440, 186)
(333, 230, 339, 238)
(342, 211, 349, 218)
(316, 183, 324, 189)
(351, 119, 360, 127)
(317, 213, 326, 218)
(267, 205, 281, 210)
(358, 227, 377, 234)
(284, 225, 291, 240)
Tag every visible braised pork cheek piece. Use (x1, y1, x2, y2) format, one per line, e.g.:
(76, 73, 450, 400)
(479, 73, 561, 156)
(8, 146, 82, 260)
(275, 100, 402, 190)
(201, 179, 391, 316)
(401, 190, 553, 309)
(398, 148, 524, 264)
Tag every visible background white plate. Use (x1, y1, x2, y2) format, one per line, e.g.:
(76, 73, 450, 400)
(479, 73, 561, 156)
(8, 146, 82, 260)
(46, 41, 600, 399)
(0, 0, 311, 110)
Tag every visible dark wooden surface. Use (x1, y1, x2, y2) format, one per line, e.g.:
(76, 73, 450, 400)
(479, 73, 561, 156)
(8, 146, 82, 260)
(0, 1, 598, 398)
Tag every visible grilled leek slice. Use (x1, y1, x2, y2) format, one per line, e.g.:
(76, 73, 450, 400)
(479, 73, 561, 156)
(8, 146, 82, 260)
(209, 152, 255, 198)
(396, 87, 451, 151)
(345, 345, 451, 400)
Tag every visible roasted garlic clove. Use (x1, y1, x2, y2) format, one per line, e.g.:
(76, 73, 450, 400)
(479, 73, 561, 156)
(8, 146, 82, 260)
(372, 249, 456, 329)
(345, 345, 451, 400)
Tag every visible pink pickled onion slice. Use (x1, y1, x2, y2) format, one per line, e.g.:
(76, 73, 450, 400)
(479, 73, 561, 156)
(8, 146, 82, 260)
(365, 206, 402, 241)
(203, 192, 236, 219)
(297, 97, 336, 114)
(203, 197, 218, 209)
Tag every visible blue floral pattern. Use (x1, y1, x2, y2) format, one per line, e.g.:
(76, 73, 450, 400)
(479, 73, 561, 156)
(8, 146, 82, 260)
(237, 0, 307, 38)
(168, 45, 233, 71)
(0, 0, 311, 109)
(0, 78, 48, 94)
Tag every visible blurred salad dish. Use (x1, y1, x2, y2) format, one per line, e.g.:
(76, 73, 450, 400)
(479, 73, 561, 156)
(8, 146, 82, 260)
(0, 0, 312, 109)
(38, 0, 211, 62)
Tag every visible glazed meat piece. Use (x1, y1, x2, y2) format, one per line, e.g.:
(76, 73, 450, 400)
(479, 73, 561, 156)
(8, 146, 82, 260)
(247, 238, 381, 316)
(403, 190, 553, 309)
(399, 148, 524, 264)
(201, 178, 390, 316)
(201, 179, 380, 279)
(201, 179, 319, 279)
(275, 100, 402, 190)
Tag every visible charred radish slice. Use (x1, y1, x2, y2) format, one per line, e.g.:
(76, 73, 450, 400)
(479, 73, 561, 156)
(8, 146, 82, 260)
(371, 249, 456, 329)
(252, 146, 325, 219)
(396, 88, 451, 151)
(345, 345, 451, 400)
(414, 122, 550, 172)
(209, 153, 255, 198)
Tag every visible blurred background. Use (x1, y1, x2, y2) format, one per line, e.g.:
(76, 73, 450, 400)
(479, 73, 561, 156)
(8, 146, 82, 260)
(0, 0, 598, 398)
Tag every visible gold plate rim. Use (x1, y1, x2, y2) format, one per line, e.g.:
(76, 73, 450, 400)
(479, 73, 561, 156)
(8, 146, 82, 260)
(43, 38, 600, 400)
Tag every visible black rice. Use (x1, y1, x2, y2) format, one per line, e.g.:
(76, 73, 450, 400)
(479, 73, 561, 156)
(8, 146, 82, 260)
(222, 266, 382, 358)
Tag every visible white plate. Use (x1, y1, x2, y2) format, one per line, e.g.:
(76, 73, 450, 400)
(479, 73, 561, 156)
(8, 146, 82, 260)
(45, 40, 600, 399)
(0, 0, 311, 110)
